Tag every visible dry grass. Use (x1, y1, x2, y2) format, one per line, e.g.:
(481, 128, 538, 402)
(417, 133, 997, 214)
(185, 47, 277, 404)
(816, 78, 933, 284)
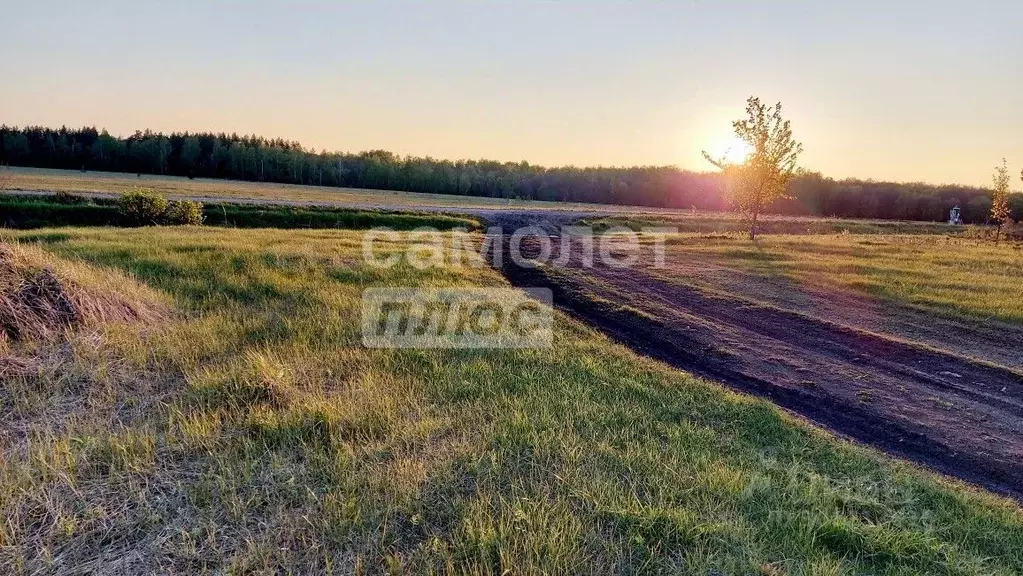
(0, 242, 166, 359)
(0, 241, 179, 575)
(0, 244, 161, 344)
(1, 167, 590, 211)
(0, 240, 171, 426)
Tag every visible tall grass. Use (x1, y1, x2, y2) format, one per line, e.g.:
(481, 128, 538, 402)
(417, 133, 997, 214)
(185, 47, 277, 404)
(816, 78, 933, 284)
(0, 227, 1020, 574)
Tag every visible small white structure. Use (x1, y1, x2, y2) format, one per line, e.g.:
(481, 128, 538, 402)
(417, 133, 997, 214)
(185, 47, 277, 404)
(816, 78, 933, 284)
(948, 205, 963, 225)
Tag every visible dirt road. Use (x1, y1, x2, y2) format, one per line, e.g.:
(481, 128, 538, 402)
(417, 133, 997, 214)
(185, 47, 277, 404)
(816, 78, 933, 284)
(503, 239, 1023, 500)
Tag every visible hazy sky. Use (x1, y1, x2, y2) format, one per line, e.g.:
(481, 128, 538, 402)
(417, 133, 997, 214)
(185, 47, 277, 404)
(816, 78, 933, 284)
(3, 1, 1020, 186)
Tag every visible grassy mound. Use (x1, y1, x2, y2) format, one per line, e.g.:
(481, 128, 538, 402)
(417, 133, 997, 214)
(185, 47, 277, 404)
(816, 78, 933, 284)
(0, 242, 166, 376)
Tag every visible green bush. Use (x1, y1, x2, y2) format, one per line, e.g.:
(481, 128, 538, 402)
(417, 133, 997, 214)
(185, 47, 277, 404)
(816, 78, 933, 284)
(116, 190, 205, 226)
(165, 200, 205, 225)
(117, 189, 169, 226)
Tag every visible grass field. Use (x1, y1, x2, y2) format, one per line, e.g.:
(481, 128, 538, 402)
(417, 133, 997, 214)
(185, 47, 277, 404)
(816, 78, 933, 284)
(653, 233, 1023, 324)
(4, 167, 1006, 239)
(2, 226, 1022, 575)
(0, 167, 596, 211)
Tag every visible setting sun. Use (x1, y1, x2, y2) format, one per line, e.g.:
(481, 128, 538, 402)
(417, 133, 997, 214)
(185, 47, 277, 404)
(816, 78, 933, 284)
(722, 136, 754, 164)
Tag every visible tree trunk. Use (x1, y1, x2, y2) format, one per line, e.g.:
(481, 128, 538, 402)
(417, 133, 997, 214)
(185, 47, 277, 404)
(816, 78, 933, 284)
(749, 206, 760, 240)
(995, 223, 1001, 244)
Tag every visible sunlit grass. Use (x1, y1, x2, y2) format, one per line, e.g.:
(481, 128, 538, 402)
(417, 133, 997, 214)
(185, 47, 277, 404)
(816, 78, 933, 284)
(657, 233, 1023, 323)
(1, 227, 1021, 574)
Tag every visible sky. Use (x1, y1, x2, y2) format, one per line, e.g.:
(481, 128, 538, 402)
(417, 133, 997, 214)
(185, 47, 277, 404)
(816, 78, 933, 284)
(2, 1, 1021, 187)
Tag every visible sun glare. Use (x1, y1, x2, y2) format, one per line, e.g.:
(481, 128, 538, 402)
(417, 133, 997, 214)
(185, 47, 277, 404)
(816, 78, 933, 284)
(722, 136, 754, 164)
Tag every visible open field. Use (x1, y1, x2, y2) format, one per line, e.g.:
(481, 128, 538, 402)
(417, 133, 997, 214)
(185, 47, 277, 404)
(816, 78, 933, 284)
(655, 234, 1023, 325)
(1, 227, 1022, 574)
(1, 167, 1003, 238)
(0, 167, 612, 212)
(506, 232, 1023, 501)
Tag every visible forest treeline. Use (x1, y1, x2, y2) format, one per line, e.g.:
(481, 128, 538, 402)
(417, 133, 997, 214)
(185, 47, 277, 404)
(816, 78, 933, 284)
(2, 125, 1019, 223)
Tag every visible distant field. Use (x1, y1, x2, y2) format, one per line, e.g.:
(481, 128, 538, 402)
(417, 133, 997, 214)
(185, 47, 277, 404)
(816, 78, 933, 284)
(2, 167, 1002, 238)
(0, 166, 611, 212)
(2, 227, 1022, 574)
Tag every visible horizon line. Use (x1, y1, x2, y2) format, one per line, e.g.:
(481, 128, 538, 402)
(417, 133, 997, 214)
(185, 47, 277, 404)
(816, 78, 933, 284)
(1, 122, 1012, 192)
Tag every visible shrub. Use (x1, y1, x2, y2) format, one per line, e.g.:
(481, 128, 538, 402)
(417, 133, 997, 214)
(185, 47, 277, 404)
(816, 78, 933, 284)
(117, 189, 169, 226)
(164, 200, 205, 225)
(116, 190, 204, 226)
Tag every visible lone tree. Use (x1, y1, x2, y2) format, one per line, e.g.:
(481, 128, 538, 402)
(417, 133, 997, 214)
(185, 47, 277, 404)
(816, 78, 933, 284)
(991, 159, 1011, 244)
(704, 97, 803, 240)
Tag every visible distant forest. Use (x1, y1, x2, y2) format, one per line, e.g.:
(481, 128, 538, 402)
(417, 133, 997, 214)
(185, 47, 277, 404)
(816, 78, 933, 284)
(2, 125, 1018, 223)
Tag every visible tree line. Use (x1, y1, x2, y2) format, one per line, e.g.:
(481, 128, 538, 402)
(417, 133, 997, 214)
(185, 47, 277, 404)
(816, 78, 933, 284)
(1, 125, 1019, 223)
